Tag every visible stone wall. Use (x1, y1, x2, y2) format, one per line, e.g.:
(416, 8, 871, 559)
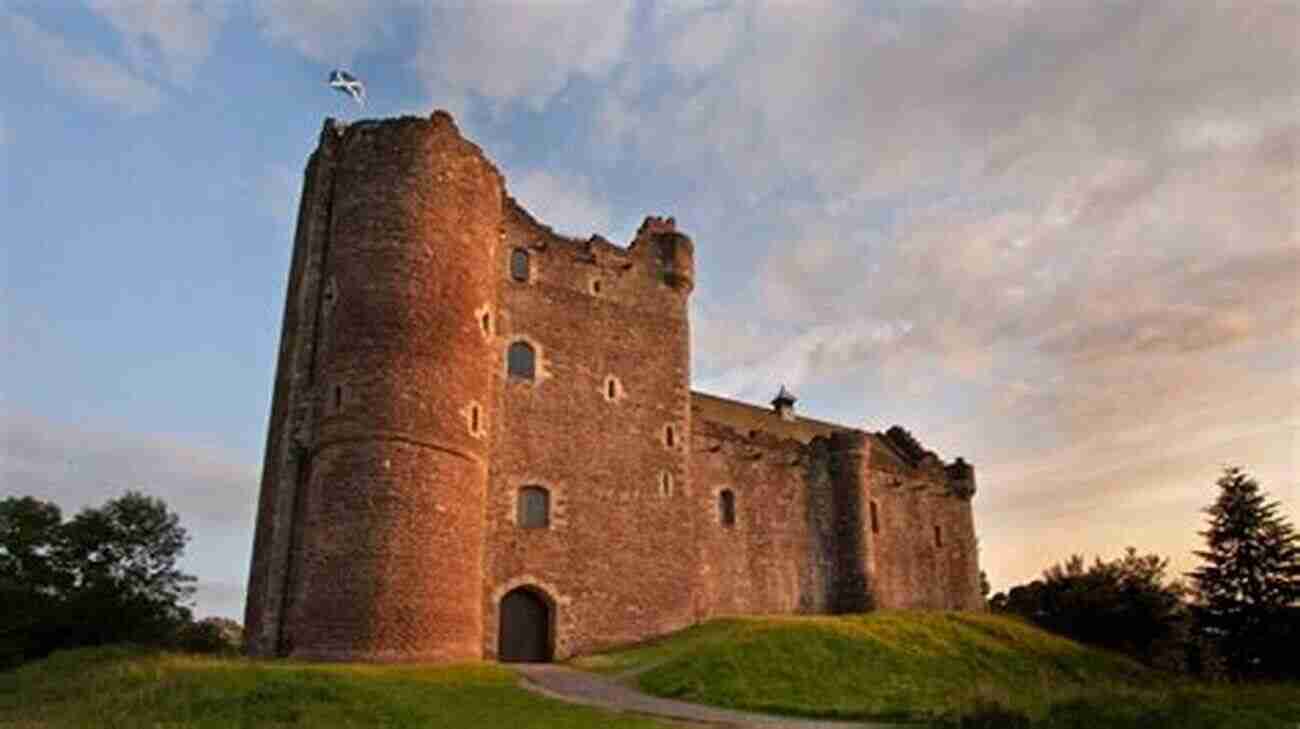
(481, 205, 697, 659)
(865, 440, 983, 610)
(691, 419, 828, 617)
(689, 403, 983, 620)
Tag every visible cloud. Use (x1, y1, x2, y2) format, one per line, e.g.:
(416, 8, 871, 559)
(1, 411, 259, 532)
(507, 169, 614, 238)
(84, 0, 226, 84)
(616, 0, 1299, 201)
(252, 1, 635, 114)
(253, 0, 398, 64)
(3, 10, 163, 114)
(415, 1, 634, 111)
(658, 2, 744, 77)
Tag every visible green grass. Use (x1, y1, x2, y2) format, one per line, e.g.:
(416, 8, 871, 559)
(0, 645, 674, 729)
(573, 611, 1300, 728)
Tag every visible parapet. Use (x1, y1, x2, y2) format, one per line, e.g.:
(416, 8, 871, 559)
(945, 457, 977, 499)
(632, 215, 694, 292)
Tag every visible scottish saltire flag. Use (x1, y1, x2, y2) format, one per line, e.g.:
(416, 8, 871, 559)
(328, 69, 365, 107)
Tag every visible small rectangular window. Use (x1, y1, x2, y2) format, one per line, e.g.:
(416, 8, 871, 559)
(508, 341, 536, 380)
(518, 486, 550, 528)
(510, 249, 530, 282)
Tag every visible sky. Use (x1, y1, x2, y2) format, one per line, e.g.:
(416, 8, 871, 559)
(2, 1, 1297, 621)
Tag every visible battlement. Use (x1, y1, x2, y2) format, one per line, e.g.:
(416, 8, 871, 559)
(636, 215, 678, 236)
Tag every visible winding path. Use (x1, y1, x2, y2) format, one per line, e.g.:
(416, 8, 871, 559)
(513, 664, 909, 728)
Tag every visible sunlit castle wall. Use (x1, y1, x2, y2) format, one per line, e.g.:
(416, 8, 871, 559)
(246, 113, 501, 661)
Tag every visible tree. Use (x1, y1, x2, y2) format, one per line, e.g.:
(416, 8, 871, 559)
(0, 497, 72, 667)
(0, 497, 69, 592)
(1188, 466, 1300, 678)
(0, 491, 196, 667)
(990, 548, 1187, 663)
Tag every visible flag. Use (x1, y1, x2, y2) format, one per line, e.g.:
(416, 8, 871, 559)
(328, 69, 365, 107)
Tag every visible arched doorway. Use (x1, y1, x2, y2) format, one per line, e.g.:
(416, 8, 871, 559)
(498, 587, 552, 662)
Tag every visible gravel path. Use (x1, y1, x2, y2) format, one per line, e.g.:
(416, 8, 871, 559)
(513, 664, 910, 728)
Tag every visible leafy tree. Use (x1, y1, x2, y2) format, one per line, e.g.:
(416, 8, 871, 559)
(0, 497, 72, 667)
(990, 548, 1187, 663)
(978, 570, 991, 601)
(1188, 466, 1300, 678)
(0, 491, 196, 668)
(0, 497, 70, 592)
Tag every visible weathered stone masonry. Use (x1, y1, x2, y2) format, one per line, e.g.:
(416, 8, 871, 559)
(245, 112, 983, 663)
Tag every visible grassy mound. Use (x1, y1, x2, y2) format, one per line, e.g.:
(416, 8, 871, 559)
(0, 645, 672, 729)
(573, 611, 1300, 727)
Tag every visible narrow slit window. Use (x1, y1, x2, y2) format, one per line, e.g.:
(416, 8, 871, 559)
(607, 380, 616, 399)
(665, 425, 675, 447)
(470, 405, 480, 434)
(719, 489, 736, 527)
(870, 501, 880, 534)
(660, 472, 673, 497)
(510, 249, 530, 282)
(507, 341, 536, 380)
(481, 312, 491, 335)
(518, 486, 550, 529)
(934, 525, 943, 548)
(334, 385, 342, 411)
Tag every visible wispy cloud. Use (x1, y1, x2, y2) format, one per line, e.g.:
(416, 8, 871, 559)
(414, 1, 635, 112)
(84, 0, 226, 84)
(252, 0, 398, 64)
(3, 9, 162, 114)
(507, 169, 614, 238)
(1, 411, 258, 531)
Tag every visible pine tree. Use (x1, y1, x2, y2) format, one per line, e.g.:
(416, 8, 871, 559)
(1188, 466, 1300, 678)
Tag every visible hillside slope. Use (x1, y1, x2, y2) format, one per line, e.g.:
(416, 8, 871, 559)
(0, 646, 673, 729)
(573, 611, 1298, 727)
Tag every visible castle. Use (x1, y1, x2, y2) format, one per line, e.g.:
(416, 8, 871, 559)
(244, 112, 983, 663)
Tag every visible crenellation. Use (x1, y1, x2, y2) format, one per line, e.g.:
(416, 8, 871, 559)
(246, 110, 983, 664)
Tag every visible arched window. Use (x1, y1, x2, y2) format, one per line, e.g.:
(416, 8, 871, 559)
(870, 501, 880, 534)
(518, 486, 550, 528)
(508, 341, 535, 380)
(510, 249, 530, 282)
(719, 489, 736, 527)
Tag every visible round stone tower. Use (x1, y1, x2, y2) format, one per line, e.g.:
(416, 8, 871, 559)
(277, 113, 502, 661)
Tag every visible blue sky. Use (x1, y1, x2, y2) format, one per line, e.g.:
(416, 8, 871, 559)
(3, 1, 1297, 620)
